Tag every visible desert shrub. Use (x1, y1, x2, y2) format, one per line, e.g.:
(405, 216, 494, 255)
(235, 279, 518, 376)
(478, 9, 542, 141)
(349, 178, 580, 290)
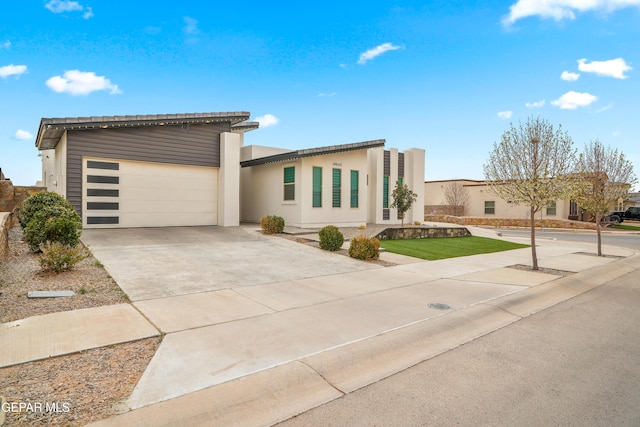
(348, 235, 380, 260)
(318, 225, 344, 251)
(413, 221, 422, 226)
(24, 205, 82, 251)
(18, 191, 74, 229)
(39, 241, 85, 273)
(260, 215, 285, 234)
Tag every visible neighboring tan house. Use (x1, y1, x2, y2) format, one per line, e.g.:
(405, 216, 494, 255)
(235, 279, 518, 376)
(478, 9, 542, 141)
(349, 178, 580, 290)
(424, 179, 577, 220)
(240, 141, 425, 227)
(36, 112, 425, 229)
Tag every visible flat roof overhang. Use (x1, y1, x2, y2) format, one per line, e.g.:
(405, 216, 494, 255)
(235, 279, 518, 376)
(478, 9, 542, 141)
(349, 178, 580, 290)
(36, 112, 254, 150)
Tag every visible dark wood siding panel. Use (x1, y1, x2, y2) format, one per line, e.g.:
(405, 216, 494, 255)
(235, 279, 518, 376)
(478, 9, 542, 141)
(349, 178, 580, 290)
(66, 123, 227, 216)
(383, 150, 390, 176)
(398, 152, 405, 178)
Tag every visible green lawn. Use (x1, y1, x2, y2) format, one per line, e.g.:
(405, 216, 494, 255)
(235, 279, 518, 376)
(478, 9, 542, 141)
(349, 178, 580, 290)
(609, 224, 640, 231)
(379, 236, 529, 261)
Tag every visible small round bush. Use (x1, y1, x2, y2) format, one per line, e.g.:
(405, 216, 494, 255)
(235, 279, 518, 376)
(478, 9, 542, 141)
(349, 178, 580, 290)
(24, 205, 82, 251)
(19, 191, 74, 229)
(39, 241, 85, 273)
(260, 215, 285, 234)
(318, 225, 344, 251)
(348, 235, 380, 260)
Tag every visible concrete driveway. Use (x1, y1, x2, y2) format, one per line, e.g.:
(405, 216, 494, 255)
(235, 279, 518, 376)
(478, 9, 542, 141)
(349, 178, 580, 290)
(81, 226, 378, 301)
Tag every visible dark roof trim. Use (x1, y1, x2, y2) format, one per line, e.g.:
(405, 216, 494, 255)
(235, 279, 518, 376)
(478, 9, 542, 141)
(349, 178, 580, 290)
(241, 139, 386, 167)
(36, 111, 252, 150)
(231, 121, 260, 132)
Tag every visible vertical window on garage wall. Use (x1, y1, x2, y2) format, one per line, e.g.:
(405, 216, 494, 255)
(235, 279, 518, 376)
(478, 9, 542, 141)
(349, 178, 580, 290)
(283, 167, 295, 201)
(312, 167, 322, 207)
(332, 168, 341, 208)
(350, 170, 359, 208)
(383, 176, 389, 209)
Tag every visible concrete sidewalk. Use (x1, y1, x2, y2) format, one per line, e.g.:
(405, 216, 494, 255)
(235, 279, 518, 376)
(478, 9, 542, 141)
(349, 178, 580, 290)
(87, 249, 640, 427)
(0, 304, 159, 368)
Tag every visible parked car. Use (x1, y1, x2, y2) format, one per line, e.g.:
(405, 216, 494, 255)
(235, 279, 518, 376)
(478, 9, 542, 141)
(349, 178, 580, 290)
(610, 206, 640, 223)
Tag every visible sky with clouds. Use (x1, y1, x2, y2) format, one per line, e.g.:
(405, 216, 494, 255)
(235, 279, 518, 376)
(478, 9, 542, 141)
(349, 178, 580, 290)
(1, 0, 639, 187)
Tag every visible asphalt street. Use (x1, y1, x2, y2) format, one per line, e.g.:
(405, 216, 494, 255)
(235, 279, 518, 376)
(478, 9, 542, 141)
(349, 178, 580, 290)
(280, 265, 640, 426)
(497, 227, 640, 250)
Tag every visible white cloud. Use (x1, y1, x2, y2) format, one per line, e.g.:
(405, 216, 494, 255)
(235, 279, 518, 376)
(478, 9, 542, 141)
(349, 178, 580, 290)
(612, 130, 621, 137)
(577, 58, 632, 79)
(45, 0, 93, 18)
(358, 43, 402, 65)
(561, 71, 580, 81)
(0, 64, 27, 78)
(1, 40, 10, 49)
(551, 91, 597, 109)
(183, 17, 199, 35)
(14, 130, 33, 141)
(525, 100, 545, 108)
(497, 110, 513, 119)
(45, 70, 121, 95)
(254, 114, 279, 127)
(502, 0, 640, 26)
(318, 92, 336, 97)
(45, 0, 83, 13)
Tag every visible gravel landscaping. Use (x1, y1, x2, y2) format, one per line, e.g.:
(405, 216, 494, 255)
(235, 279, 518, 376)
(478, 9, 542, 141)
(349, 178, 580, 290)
(0, 225, 159, 426)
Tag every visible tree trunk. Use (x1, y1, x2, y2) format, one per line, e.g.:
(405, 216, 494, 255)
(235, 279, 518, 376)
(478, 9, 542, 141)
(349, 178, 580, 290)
(530, 206, 538, 270)
(596, 213, 602, 257)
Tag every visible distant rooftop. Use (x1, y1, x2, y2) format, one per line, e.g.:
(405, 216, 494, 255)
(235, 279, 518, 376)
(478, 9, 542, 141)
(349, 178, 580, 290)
(240, 139, 386, 167)
(36, 112, 256, 150)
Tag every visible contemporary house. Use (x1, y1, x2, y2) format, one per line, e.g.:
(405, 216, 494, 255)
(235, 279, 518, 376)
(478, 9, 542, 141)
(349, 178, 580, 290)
(241, 142, 425, 227)
(36, 112, 425, 229)
(37, 112, 256, 228)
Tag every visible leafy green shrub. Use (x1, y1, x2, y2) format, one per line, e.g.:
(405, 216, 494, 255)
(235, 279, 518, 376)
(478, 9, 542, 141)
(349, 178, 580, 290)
(24, 205, 82, 251)
(348, 235, 380, 260)
(39, 241, 85, 273)
(18, 191, 74, 229)
(260, 215, 285, 234)
(318, 225, 344, 251)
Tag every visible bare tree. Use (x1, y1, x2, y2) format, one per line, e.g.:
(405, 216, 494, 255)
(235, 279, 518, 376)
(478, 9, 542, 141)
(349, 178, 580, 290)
(483, 117, 576, 270)
(573, 140, 637, 256)
(442, 182, 470, 216)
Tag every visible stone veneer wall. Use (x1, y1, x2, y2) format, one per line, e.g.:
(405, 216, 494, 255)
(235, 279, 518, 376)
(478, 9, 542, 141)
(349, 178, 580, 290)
(0, 180, 46, 213)
(376, 226, 471, 240)
(0, 212, 12, 257)
(424, 214, 598, 230)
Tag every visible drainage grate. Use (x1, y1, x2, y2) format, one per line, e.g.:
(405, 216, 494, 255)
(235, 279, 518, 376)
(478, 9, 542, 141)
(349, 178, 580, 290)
(428, 302, 452, 310)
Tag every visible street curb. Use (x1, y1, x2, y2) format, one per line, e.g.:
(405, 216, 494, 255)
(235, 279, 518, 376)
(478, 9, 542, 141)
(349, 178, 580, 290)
(86, 252, 640, 427)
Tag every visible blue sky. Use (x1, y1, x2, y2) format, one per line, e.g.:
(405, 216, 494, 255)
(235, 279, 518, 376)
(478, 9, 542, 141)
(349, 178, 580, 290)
(1, 1, 639, 188)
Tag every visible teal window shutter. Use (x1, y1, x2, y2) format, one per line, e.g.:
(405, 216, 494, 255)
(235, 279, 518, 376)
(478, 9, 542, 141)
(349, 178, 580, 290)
(383, 176, 389, 209)
(350, 170, 359, 208)
(283, 167, 295, 201)
(332, 168, 341, 208)
(312, 167, 322, 207)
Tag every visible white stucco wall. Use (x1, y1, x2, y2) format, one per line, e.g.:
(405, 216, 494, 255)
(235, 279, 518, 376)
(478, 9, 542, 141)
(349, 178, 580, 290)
(41, 131, 67, 197)
(240, 159, 302, 225)
(218, 132, 240, 226)
(298, 150, 369, 227)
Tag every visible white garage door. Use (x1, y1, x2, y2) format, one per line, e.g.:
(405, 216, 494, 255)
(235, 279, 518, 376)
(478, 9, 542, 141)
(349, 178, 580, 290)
(83, 158, 218, 228)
